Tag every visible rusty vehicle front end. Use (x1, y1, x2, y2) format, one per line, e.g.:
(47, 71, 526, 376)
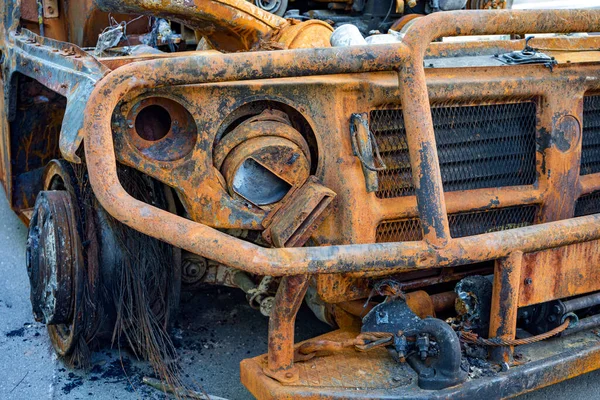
(3, 0, 600, 398)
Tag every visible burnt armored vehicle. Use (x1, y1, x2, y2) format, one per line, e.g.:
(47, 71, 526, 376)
(2, 0, 600, 398)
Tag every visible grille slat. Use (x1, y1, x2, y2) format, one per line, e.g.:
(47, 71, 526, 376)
(371, 102, 538, 199)
(376, 206, 539, 243)
(582, 94, 600, 175)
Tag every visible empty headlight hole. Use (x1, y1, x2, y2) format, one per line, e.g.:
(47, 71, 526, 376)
(126, 97, 197, 162)
(135, 104, 172, 141)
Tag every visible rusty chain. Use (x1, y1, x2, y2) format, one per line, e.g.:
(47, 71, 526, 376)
(294, 332, 395, 362)
(460, 318, 572, 347)
(295, 317, 573, 363)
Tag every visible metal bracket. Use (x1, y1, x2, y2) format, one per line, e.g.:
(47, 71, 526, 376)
(349, 113, 386, 193)
(497, 36, 557, 71)
(262, 176, 336, 248)
(43, 0, 59, 18)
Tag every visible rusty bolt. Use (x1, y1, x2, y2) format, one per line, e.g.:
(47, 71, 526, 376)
(184, 262, 201, 278)
(285, 372, 293, 379)
(524, 278, 533, 285)
(552, 304, 562, 314)
(47, 6, 54, 14)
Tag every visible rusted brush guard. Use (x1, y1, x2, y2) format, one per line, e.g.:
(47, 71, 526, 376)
(74, 8, 600, 399)
(84, 9, 600, 277)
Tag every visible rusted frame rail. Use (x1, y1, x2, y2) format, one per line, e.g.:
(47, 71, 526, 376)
(6, 30, 108, 160)
(1, 29, 108, 202)
(84, 9, 600, 278)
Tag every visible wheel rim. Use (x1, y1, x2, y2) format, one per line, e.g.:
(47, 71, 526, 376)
(255, 0, 282, 13)
(27, 190, 83, 356)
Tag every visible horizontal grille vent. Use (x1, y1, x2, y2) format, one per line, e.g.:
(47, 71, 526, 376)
(371, 102, 538, 199)
(575, 191, 600, 217)
(376, 205, 539, 243)
(581, 95, 600, 175)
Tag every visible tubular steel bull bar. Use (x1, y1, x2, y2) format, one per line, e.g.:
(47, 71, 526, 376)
(83, 9, 600, 278)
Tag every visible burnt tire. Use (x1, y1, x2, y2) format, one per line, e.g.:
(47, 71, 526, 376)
(27, 160, 181, 365)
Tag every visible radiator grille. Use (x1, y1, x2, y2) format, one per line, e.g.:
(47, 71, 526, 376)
(375, 205, 539, 243)
(581, 95, 600, 175)
(371, 102, 538, 199)
(575, 191, 600, 217)
(376, 218, 422, 243)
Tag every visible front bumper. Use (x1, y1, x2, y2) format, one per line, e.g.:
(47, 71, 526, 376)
(241, 328, 600, 399)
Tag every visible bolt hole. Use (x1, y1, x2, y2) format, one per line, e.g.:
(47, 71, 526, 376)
(135, 105, 172, 141)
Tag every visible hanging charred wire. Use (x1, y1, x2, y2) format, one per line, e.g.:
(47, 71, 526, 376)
(109, 166, 183, 391)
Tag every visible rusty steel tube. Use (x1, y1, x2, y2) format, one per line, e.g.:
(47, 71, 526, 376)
(562, 314, 600, 337)
(94, 0, 287, 52)
(431, 291, 458, 313)
(398, 8, 600, 247)
(376, 185, 543, 222)
(579, 174, 600, 196)
(338, 291, 456, 318)
(563, 292, 600, 313)
(85, 10, 600, 278)
(488, 252, 523, 363)
(266, 274, 309, 378)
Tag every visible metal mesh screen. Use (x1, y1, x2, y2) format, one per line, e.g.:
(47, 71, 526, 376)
(375, 205, 539, 243)
(370, 108, 413, 197)
(581, 95, 600, 175)
(575, 191, 600, 217)
(376, 218, 422, 243)
(371, 102, 538, 199)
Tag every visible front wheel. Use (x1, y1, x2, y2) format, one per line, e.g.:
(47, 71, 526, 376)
(27, 160, 104, 364)
(27, 160, 181, 369)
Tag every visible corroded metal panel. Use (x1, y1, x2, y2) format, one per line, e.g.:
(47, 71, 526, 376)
(519, 239, 600, 307)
